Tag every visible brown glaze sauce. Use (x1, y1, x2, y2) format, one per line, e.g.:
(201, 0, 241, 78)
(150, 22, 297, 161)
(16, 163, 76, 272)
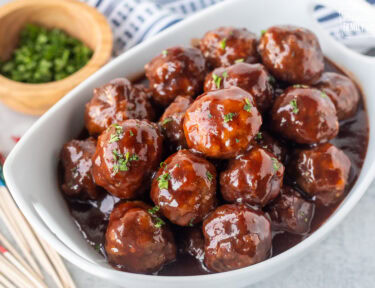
(60, 59, 368, 276)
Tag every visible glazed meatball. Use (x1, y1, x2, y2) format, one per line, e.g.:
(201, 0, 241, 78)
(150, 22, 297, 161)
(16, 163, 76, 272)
(315, 72, 360, 120)
(105, 201, 176, 273)
(292, 143, 351, 206)
(258, 25, 324, 84)
(200, 27, 259, 68)
(204, 63, 274, 112)
(85, 78, 154, 136)
(271, 86, 339, 144)
(203, 204, 272, 272)
(159, 96, 193, 150)
(145, 46, 206, 106)
(252, 130, 288, 163)
(220, 147, 284, 207)
(151, 150, 217, 226)
(267, 186, 315, 234)
(60, 137, 102, 199)
(183, 87, 262, 159)
(92, 119, 163, 199)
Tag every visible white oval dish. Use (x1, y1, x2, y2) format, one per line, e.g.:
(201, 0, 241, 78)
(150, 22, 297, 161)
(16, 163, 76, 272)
(4, 0, 375, 287)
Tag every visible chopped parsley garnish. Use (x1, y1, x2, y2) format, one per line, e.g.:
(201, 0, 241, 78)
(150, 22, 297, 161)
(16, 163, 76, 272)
(109, 123, 123, 143)
(162, 118, 172, 125)
(129, 130, 134, 136)
(208, 113, 213, 119)
(261, 29, 267, 36)
(188, 218, 195, 227)
(148, 205, 160, 215)
(244, 98, 253, 112)
(320, 91, 328, 98)
(154, 217, 165, 228)
(94, 243, 101, 252)
(112, 151, 139, 174)
(255, 132, 263, 140)
(224, 112, 236, 123)
(175, 163, 180, 168)
(235, 138, 240, 143)
(162, 50, 168, 56)
(158, 173, 171, 189)
(212, 73, 222, 89)
(290, 99, 299, 114)
(293, 84, 308, 89)
(206, 171, 213, 182)
(160, 161, 167, 168)
(235, 58, 244, 63)
(271, 157, 281, 172)
(220, 38, 227, 50)
(222, 71, 228, 79)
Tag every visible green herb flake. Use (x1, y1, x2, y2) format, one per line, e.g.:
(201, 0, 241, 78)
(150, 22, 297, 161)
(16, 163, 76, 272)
(160, 162, 167, 168)
(235, 58, 245, 63)
(112, 151, 139, 174)
(206, 171, 213, 182)
(293, 84, 309, 89)
(261, 30, 267, 36)
(320, 91, 328, 98)
(208, 113, 213, 119)
(244, 98, 253, 112)
(224, 112, 236, 123)
(235, 138, 240, 143)
(212, 73, 222, 89)
(162, 118, 173, 125)
(94, 243, 101, 252)
(148, 205, 160, 215)
(158, 173, 171, 189)
(109, 124, 124, 143)
(271, 157, 281, 172)
(129, 130, 134, 136)
(154, 217, 165, 228)
(188, 218, 195, 227)
(220, 38, 227, 50)
(290, 99, 299, 114)
(255, 132, 263, 140)
(222, 71, 228, 79)
(162, 50, 168, 56)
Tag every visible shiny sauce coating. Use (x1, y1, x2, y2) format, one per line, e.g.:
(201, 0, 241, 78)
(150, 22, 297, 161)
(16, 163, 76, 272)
(60, 59, 368, 276)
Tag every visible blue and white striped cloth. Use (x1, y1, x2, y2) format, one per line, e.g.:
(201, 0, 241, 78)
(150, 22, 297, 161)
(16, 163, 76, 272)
(80, 0, 375, 56)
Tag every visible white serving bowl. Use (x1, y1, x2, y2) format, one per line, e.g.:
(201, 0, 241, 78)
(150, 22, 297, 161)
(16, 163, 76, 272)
(4, 0, 375, 287)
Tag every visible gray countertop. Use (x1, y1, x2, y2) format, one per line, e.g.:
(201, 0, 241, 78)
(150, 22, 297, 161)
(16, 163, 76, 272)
(1, 182, 374, 288)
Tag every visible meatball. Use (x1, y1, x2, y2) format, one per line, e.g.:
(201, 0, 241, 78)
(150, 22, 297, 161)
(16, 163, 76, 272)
(203, 204, 272, 272)
(258, 25, 324, 84)
(271, 86, 339, 144)
(92, 119, 163, 199)
(200, 27, 259, 68)
(60, 137, 102, 199)
(105, 201, 176, 273)
(267, 186, 315, 234)
(150, 150, 217, 226)
(315, 72, 360, 120)
(251, 130, 288, 163)
(292, 143, 351, 206)
(220, 147, 284, 207)
(204, 63, 274, 112)
(183, 87, 262, 159)
(159, 96, 193, 150)
(85, 78, 154, 136)
(145, 46, 206, 106)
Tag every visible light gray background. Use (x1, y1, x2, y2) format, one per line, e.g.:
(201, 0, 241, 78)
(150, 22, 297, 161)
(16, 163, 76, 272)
(0, 0, 374, 287)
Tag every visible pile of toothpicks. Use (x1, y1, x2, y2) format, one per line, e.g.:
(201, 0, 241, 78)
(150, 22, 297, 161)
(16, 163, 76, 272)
(0, 163, 76, 288)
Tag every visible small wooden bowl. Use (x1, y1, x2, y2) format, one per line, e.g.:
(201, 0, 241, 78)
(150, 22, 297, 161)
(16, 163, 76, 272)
(0, 0, 113, 115)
